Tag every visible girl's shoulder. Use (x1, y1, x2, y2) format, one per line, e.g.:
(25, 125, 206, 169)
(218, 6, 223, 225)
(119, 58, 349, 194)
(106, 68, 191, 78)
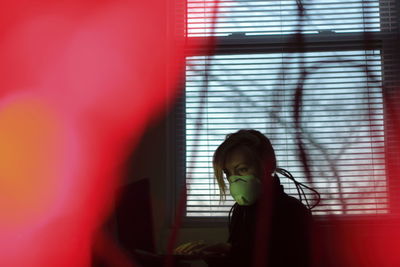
(278, 192, 312, 218)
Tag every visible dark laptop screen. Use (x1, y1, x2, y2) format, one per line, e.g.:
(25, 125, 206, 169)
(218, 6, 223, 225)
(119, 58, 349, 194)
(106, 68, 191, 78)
(115, 178, 155, 254)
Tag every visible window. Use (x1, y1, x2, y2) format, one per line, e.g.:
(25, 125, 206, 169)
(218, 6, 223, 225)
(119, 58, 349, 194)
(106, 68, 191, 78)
(174, 0, 399, 218)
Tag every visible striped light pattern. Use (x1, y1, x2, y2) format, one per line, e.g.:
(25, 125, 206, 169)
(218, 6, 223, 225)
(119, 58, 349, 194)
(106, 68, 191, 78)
(187, 0, 382, 37)
(185, 50, 386, 216)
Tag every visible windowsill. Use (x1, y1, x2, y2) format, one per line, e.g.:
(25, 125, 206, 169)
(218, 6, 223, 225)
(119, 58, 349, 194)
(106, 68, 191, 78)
(181, 213, 400, 228)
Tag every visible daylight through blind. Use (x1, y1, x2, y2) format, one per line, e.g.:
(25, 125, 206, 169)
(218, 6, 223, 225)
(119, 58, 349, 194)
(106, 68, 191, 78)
(187, 0, 385, 36)
(185, 51, 386, 216)
(182, 0, 397, 217)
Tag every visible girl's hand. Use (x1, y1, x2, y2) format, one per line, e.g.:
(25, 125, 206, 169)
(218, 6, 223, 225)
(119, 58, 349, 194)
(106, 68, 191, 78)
(174, 241, 231, 256)
(174, 240, 208, 255)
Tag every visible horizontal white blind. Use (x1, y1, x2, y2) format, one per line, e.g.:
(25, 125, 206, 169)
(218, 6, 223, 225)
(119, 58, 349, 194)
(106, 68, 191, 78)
(187, 0, 393, 37)
(185, 50, 387, 216)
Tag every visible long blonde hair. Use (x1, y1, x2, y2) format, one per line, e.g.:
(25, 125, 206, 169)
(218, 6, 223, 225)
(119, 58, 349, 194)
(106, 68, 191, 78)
(212, 129, 276, 200)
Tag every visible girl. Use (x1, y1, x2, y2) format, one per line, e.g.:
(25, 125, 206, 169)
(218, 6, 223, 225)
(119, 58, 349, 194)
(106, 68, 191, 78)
(176, 129, 314, 267)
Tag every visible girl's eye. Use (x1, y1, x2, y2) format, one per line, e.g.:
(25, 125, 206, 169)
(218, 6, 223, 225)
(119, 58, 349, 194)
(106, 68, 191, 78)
(239, 168, 248, 173)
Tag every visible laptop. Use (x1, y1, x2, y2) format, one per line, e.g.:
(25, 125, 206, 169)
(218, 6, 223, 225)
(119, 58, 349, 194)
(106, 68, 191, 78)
(114, 178, 192, 267)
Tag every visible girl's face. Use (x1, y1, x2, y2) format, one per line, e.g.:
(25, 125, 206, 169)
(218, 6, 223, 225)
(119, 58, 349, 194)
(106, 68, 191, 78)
(223, 146, 261, 181)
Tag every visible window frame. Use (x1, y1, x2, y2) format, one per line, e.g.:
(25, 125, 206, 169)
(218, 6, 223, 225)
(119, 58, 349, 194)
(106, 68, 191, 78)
(168, 0, 400, 227)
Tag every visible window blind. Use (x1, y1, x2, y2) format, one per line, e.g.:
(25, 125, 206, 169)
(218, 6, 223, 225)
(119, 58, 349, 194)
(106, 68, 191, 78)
(187, 0, 396, 36)
(180, 0, 399, 217)
(185, 51, 386, 216)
